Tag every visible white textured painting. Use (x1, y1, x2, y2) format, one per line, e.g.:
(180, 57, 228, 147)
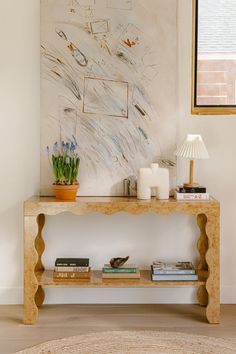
(41, 0, 177, 196)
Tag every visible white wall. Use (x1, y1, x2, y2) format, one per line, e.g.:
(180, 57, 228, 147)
(0, 0, 235, 305)
(0, 0, 40, 303)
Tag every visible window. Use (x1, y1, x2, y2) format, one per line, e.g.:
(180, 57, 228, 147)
(192, 0, 236, 114)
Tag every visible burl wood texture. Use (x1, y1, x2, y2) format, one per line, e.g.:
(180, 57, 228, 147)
(24, 216, 39, 324)
(24, 196, 220, 325)
(197, 214, 208, 307)
(37, 270, 206, 287)
(34, 214, 45, 308)
(205, 208, 220, 324)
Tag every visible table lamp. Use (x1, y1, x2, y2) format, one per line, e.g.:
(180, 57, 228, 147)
(175, 134, 209, 187)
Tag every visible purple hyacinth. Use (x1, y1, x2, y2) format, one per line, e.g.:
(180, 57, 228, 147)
(61, 141, 67, 153)
(70, 142, 76, 154)
(53, 142, 58, 153)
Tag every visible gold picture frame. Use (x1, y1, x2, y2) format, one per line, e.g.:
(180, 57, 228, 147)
(191, 0, 236, 115)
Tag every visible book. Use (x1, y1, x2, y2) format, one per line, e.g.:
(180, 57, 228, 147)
(102, 264, 137, 273)
(152, 268, 196, 275)
(53, 270, 91, 279)
(177, 186, 206, 193)
(55, 258, 89, 267)
(175, 192, 209, 201)
(153, 261, 195, 269)
(152, 261, 196, 275)
(102, 270, 140, 279)
(151, 273, 198, 281)
(54, 266, 90, 272)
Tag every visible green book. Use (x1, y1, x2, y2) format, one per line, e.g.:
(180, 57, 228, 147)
(103, 264, 137, 273)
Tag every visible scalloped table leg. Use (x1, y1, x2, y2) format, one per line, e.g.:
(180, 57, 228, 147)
(197, 213, 208, 307)
(34, 214, 46, 308)
(197, 285, 208, 307)
(35, 286, 45, 308)
(24, 216, 40, 324)
(205, 209, 220, 324)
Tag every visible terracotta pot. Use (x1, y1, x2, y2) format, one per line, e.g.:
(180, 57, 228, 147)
(53, 183, 79, 201)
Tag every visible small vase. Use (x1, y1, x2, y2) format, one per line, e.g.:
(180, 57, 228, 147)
(53, 183, 79, 201)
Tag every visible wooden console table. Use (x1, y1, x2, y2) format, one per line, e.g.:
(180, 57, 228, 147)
(24, 196, 220, 324)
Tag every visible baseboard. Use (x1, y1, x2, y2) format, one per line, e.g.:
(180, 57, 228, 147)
(1, 286, 236, 305)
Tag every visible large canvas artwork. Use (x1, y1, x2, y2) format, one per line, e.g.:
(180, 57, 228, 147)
(41, 0, 177, 196)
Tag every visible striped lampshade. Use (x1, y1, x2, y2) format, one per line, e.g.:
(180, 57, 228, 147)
(175, 134, 209, 159)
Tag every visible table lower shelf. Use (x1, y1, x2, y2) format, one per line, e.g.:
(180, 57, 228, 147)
(36, 270, 207, 287)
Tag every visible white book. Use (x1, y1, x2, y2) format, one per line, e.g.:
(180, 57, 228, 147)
(175, 191, 210, 201)
(54, 266, 90, 272)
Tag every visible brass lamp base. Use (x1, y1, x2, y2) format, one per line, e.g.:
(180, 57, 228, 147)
(184, 160, 200, 188)
(183, 182, 199, 188)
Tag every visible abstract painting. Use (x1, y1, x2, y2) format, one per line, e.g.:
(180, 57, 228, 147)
(41, 0, 177, 196)
(83, 77, 129, 117)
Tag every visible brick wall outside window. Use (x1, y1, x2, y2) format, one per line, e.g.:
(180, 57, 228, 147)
(197, 54, 236, 106)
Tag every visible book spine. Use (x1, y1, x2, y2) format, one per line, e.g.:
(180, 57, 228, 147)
(54, 266, 90, 272)
(151, 274, 198, 281)
(178, 187, 206, 193)
(102, 272, 140, 279)
(55, 258, 89, 267)
(55, 262, 89, 267)
(103, 268, 137, 273)
(152, 269, 196, 275)
(53, 272, 90, 279)
(175, 192, 209, 200)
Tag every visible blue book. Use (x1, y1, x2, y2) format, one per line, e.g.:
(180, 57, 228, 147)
(153, 269, 196, 275)
(151, 273, 198, 281)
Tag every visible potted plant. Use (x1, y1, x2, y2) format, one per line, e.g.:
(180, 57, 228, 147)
(47, 140, 80, 200)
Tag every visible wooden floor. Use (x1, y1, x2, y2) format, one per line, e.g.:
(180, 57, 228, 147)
(1, 304, 236, 354)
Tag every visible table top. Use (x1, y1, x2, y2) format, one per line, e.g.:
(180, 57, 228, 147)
(24, 196, 219, 216)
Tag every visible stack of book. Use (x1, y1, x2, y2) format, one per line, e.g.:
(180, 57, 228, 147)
(175, 185, 209, 201)
(151, 261, 198, 281)
(102, 264, 140, 279)
(53, 258, 91, 280)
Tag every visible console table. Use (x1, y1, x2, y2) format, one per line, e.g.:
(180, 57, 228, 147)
(23, 196, 220, 324)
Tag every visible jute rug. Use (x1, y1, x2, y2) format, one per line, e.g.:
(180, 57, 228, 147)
(14, 331, 236, 354)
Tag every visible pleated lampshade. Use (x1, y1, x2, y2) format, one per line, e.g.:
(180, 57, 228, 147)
(175, 134, 209, 160)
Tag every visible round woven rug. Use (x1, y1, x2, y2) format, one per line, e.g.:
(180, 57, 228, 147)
(14, 331, 236, 354)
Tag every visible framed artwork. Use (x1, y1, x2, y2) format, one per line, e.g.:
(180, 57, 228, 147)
(41, 0, 177, 196)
